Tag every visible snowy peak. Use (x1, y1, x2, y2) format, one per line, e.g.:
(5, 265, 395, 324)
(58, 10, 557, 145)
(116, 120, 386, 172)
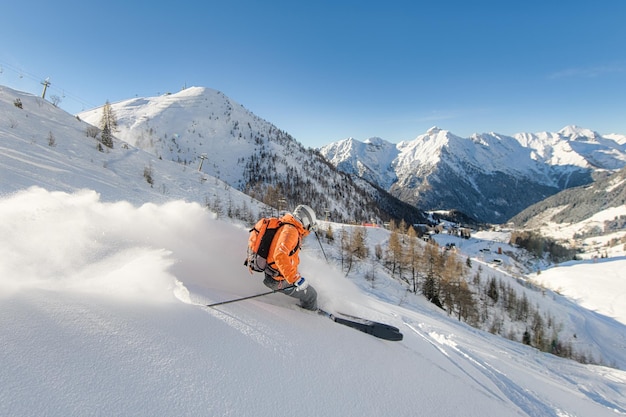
(76, 86, 424, 224)
(514, 126, 626, 170)
(363, 136, 386, 147)
(79, 86, 281, 186)
(322, 125, 626, 223)
(417, 125, 453, 143)
(320, 136, 399, 189)
(426, 125, 442, 135)
(558, 125, 600, 141)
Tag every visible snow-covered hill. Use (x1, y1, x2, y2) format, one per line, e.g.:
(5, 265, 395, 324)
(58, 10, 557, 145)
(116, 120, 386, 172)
(509, 166, 626, 260)
(77, 86, 425, 225)
(321, 126, 626, 224)
(0, 85, 255, 210)
(2, 84, 626, 416)
(78, 86, 279, 187)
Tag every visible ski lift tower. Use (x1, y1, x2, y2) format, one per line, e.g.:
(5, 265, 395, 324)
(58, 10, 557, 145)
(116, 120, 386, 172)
(41, 78, 51, 99)
(198, 153, 208, 172)
(278, 197, 287, 216)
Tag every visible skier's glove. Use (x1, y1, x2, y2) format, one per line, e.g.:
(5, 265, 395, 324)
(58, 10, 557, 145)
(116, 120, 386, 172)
(295, 276, 309, 291)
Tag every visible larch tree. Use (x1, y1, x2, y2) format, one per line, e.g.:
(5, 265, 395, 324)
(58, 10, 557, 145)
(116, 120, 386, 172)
(386, 227, 403, 278)
(405, 226, 421, 293)
(350, 226, 368, 261)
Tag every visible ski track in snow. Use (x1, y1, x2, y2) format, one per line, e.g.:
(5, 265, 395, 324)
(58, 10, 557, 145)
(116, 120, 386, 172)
(202, 305, 293, 354)
(402, 316, 626, 416)
(402, 318, 558, 416)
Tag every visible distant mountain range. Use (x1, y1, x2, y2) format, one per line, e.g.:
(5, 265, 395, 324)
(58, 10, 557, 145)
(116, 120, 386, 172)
(320, 126, 626, 224)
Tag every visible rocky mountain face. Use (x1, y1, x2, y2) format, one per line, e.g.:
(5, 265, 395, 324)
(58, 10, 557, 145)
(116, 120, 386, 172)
(320, 126, 626, 224)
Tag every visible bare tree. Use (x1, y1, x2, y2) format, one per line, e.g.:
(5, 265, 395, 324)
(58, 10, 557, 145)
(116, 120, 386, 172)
(386, 228, 403, 278)
(50, 95, 62, 107)
(340, 228, 351, 274)
(405, 226, 421, 293)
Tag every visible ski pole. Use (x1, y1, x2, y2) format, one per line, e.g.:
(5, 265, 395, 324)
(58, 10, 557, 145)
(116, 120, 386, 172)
(314, 231, 329, 263)
(206, 285, 296, 308)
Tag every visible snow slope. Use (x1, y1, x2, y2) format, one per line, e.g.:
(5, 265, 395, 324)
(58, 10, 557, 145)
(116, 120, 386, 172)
(2, 187, 626, 417)
(534, 257, 626, 326)
(78, 87, 267, 187)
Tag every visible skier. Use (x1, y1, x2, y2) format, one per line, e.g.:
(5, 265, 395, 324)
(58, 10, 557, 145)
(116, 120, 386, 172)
(260, 204, 318, 311)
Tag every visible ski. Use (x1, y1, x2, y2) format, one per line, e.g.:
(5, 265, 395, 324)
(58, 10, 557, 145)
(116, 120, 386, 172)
(334, 312, 401, 333)
(318, 309, 403, 341)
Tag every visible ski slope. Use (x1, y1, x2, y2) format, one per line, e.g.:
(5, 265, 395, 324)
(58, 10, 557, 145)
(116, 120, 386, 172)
(1, 187, 625, 417)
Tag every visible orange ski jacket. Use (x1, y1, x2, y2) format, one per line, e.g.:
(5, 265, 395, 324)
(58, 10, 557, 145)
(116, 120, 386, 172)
(267, 213, 309, 284)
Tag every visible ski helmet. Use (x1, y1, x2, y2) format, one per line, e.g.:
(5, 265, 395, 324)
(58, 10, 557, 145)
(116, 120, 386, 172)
(293, 204, 317, 231)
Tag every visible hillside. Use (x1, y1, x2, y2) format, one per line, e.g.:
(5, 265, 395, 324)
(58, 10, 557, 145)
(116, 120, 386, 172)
(77, 86, 425, 225)
(510, 166, 626, 228)
(2, 187, 626, 416)
(0, 85, 254, 211)
(509, 166, 626, 259)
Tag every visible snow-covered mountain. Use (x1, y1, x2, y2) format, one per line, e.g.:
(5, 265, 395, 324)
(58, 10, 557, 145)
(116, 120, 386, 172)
(320, 126, 626, 224)
(77, 86, 424, 225)
(2, 83, 626, 416)
(320, 136, 400, 190)
(0, 86, 215, 206)
(510, 165, 626, 246)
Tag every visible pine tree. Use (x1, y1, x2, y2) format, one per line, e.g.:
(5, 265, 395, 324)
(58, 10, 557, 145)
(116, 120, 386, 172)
(486, 277, 499, 303)
(421, 243, 443, 308)
(100, 101, 117, 149)
(101, 123, 113, 149)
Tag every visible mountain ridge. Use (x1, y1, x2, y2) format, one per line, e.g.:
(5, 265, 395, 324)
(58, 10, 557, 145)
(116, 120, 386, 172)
(78, 86, 426, 225)
(321, 126, 626, 224)
(510, 165, 626, 229)
(6, 82, 624, 227)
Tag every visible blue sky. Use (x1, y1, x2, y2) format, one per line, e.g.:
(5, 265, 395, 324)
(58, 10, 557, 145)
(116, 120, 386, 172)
(2, 1, 625, 148)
